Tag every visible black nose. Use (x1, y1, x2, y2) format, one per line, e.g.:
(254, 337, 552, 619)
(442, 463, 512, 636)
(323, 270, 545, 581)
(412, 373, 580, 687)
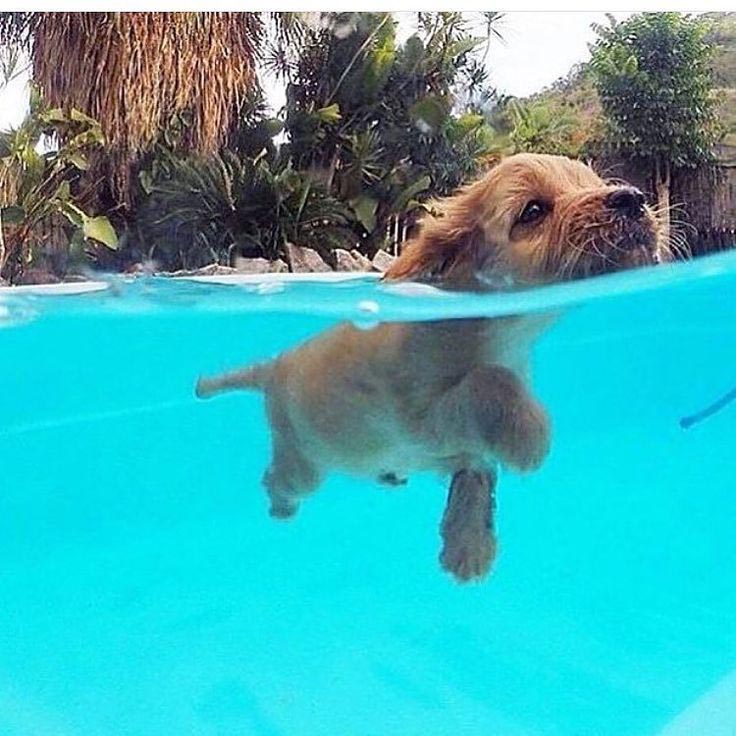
(606, 187, 646, 219)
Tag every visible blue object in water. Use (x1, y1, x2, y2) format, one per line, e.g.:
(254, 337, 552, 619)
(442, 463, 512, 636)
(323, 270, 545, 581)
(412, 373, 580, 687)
(1, 251, 736, 735)
(680, 385, 736, 429)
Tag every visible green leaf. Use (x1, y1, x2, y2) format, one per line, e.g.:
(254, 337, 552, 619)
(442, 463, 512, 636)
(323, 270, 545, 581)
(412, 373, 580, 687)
(402, 35, 425, 69)
(68, 128, 105, 149)
(40, 108, 67, 123)
(70, 108, 99, 126)
(58, 200, 85, 227)
(294, 178, 312, 225)
(262, 118, 285, 137)
(456, 112, 485, 135)
(392, 175, 431, 213)
(83, 215, 118, 249)
(365, 39, 396, 94)
(67, 152, 88, 170)
(349, 195, 378, 231)
(409, 97, 449, 136)
(53, 180, 71, 201)
(139, 169, 154, 194)
(448, 37, 484, 59)
(68, 228, 86, 257)
(1, 205, 25, 224)
(315, 104, 342, 124)
(623, 55, 638, 76)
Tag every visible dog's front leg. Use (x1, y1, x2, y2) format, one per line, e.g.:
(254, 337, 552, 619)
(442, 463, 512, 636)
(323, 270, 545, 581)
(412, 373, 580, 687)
(439, 469, 497, 582)
(430, 365, 550, 473)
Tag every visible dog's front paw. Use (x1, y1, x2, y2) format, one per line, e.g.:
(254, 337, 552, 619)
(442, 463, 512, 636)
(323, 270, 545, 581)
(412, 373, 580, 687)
(440, 527, 496, 582)
(439, 470, 497, 583)
(468, 366, 550, 473)
(495, 398, 550, 473)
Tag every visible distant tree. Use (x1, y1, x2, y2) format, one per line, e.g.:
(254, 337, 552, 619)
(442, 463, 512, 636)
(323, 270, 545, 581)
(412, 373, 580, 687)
(590, 12, 722, 237)
(507, 100, 581, 156)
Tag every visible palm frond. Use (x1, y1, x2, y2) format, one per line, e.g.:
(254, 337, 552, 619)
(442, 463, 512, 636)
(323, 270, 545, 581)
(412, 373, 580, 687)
(20, 12, 264, 207)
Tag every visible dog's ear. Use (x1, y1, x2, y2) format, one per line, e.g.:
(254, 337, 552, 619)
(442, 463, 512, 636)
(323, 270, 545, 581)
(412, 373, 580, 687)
(383, 175, 493, 284)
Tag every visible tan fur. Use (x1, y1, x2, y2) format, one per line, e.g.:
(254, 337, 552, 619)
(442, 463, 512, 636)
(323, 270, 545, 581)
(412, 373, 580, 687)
(196, 153, 662, 582)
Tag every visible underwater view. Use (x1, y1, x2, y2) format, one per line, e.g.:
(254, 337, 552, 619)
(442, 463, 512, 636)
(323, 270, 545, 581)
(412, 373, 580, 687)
(1, 251, 735, 735)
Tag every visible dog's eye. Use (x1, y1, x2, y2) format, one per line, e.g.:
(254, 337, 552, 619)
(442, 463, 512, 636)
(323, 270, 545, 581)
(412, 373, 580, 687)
(518, 200, 549, 225)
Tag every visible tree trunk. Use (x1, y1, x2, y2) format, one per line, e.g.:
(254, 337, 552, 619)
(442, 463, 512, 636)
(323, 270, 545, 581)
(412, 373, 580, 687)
(0, 209, 5, 276)
(653, 157, 671, 245)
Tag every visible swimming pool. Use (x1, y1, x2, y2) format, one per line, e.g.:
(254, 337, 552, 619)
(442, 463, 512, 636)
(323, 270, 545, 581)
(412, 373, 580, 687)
(1, 251, 735, 735)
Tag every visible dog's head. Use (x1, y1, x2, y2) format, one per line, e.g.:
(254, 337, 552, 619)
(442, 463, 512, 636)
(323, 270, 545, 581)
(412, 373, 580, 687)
(386, 153, 665, 289)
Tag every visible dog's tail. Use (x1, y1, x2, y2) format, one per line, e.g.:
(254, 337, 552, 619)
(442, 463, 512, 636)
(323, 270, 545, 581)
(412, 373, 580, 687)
(195, 361, 272, 399)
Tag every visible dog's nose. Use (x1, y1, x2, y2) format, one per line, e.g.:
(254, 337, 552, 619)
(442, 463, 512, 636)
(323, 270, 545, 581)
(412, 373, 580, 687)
(605, 187, 646, 219)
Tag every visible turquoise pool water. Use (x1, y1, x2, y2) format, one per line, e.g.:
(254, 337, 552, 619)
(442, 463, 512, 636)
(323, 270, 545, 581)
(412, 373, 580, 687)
(1, 252, 735, 736)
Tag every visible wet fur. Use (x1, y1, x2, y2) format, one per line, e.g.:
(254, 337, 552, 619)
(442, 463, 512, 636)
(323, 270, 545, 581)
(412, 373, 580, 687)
(196, 153, 662, 583)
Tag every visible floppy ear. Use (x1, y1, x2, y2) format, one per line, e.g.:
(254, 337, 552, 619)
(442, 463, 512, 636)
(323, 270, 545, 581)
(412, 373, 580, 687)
(383, 176, 492, 283)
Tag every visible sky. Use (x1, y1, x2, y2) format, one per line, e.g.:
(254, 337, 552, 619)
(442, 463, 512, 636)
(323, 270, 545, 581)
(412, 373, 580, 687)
(0, 12, 632, 131)
(479, 11, 632, 97)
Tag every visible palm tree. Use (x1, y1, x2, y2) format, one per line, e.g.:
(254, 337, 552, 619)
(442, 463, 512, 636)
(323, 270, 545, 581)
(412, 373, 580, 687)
(0, 12, 271, 208)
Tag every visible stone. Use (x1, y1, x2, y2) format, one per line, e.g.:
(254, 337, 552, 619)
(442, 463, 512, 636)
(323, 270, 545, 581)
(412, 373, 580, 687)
(371, 249, 396, 272)
(233, 256, 288, 274)
(285, 243, 331, 273)
(125, 262, 156, 276)
(63, 274, 91, 283)
(15, 268, 61, 285)
(163, 263, 238, 277)
(334, 248, 373, 272)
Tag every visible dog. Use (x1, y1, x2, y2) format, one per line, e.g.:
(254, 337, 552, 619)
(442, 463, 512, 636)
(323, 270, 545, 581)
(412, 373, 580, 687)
(195, 153, 664, 582)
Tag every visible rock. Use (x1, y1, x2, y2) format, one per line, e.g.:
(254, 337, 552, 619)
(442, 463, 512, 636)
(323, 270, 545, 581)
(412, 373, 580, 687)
(371, 249, 396, 272)
(233, 256, 288, 274)
(163, 263, 237, 277)
(285, 243, 331, 273)
(15, 268, 61, 285)
(63, 274, 91, 283)
(133, 259, 290, 278)
(125, 262, 156, 276)
(334, 248, 373, 272)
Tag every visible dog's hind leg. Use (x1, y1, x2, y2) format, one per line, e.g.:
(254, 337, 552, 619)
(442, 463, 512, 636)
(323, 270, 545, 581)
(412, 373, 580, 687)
(262, 432, 322, 519)
(439, 468, 497, 582)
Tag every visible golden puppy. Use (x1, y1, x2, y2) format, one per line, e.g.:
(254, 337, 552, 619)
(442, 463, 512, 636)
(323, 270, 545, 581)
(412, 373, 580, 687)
(196, 153, 663, 582)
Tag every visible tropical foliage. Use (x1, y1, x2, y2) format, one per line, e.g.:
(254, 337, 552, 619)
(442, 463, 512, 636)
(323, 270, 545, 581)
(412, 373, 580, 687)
(130, 11, 503, 264)
(265, 12, 500, 253)
(2, 11, 730, 280)
(134, 148, 352, 270)
(507, 100, 581, 157)
(0, 89, 117, 282)
(0, 12, 266, 208)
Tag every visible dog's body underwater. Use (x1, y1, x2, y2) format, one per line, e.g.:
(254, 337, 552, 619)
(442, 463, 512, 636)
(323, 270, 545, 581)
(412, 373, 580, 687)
(197, 315, 551, 491)
(196, 153, 664, 582)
